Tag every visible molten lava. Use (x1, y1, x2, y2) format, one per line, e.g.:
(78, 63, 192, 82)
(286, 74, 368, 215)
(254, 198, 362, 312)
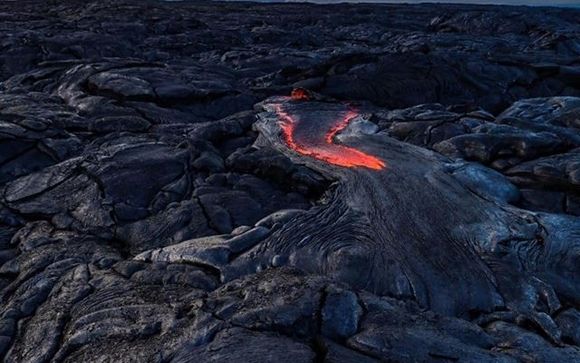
(290, 88, 310, 101)
(274, 104, 385, 170)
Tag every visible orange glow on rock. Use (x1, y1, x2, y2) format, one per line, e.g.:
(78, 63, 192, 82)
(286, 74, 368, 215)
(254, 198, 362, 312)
(274, 104, 385, 170)
(290, 88, 310, 101)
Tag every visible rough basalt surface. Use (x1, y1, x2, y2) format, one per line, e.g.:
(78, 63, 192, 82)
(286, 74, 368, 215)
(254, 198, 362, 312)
(1, 0, 580, 362)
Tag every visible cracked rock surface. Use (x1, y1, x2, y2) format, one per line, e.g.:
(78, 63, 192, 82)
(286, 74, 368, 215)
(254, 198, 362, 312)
(0, 0, 579, 362)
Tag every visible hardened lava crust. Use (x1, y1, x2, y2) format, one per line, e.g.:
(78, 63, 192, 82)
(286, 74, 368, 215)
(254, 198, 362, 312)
(0, 0, 580, 362)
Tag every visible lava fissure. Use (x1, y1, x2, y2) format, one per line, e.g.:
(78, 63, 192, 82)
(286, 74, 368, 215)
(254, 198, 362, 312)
(274, 103, 385, 170)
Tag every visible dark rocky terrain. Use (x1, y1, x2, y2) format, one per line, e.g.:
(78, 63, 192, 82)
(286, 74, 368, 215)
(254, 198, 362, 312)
(1, 0, 580, 361)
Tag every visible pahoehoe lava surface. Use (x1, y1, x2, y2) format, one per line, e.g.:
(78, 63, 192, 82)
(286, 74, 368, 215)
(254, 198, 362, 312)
(274, 99, 385, 169)
(1, 0, 580, 362)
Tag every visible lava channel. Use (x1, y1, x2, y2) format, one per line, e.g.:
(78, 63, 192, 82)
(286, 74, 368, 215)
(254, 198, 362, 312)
(274, 103, 385, 170)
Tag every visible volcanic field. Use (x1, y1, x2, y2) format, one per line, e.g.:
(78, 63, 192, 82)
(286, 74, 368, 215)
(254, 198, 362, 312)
(0, 0, 580, 361)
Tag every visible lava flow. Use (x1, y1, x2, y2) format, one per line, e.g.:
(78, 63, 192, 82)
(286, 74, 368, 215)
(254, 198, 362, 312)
(274, 103, 385, 170)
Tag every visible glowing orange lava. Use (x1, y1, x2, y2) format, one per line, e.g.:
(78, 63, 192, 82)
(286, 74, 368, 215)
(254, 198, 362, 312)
(274, 104, 385, 170)
(291, 88, 310, 101)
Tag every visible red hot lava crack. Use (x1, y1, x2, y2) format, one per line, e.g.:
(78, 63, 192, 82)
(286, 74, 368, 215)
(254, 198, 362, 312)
(273, 103, 385, 170)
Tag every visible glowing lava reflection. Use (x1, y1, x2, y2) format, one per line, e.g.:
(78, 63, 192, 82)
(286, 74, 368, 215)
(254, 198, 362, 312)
(274, 104, 385, 170)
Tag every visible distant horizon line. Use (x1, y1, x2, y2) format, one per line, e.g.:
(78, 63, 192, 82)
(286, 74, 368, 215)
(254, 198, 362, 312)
(206, 0, 580, 8)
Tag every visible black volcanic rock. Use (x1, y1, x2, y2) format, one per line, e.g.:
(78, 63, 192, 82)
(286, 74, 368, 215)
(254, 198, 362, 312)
(0, 0, 579, 362)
